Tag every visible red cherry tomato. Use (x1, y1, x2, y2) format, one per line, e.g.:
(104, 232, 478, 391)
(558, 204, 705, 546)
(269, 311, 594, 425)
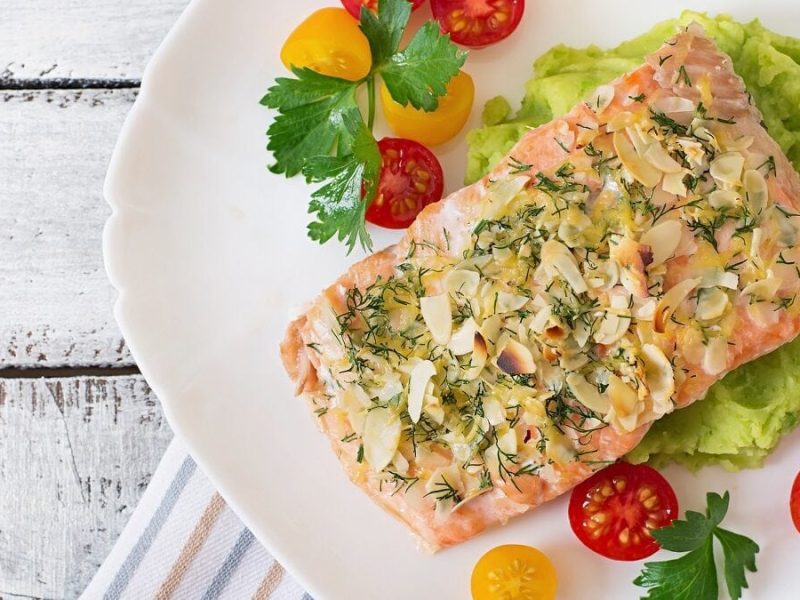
(341, 0, 425, 20)
(430, 0, 525, 48)
(366, 138, 444, 229)
(791, 471, 800, 534)
(568, 462, 679, 561)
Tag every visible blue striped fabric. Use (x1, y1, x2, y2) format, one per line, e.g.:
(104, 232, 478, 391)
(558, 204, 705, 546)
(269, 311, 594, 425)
(104, 456, 197, 600)
(200, 528, 256, 599)
(83, 439, 309, 600)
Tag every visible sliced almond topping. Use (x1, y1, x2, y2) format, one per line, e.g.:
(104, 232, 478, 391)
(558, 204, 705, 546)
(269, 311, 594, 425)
(420, 294, 452, 345)
(363, 407, 402, 472)
(613, 131, 662, 188)
(594, 312, 630, 345)
(573, 318, 592, 347)
(464, 331, 488, 381)
(643, 143, 683, 174)
(423, 393, 445, 425)
(742, 275, 782, 301)
(662, 171, 688, 197)
(640, 220, 682, 267)
(586, 260, 620, 290)
(718, 271, 739, 290)
(483, 397, 507, 426)
(626, 125, 652, 156)
(743, 169, 768, 215)
(607, 373, 640, 433)
(496, 291, 530, 314)
(642, 343, 674, 413)
(407, 360, 436, 424)
(709, 190, 739, 210)
(531, 305, 553, 334)
(695, 287, 729, 321)
(449, 318, 478, 355)
(445, 269, 480, 296)
(610, 236, 650, 298)
(607, 111, 636, 132)
(709, 152, 745, 186)
(701, 268, 739, 290)
(654, 278, 701, 333)
(542, 240, 588, 293)
(576, 121, 599, 146)
(425, 465, 463, 504)
(703, 336, 728, 376)
(634, 298, 657, 321)
(486, 175, 529, 217)
(653, 95, 695, 114)
(497, 339, 536, 375)
(566, 373, 610, 414)
(590, 84, 616, 113)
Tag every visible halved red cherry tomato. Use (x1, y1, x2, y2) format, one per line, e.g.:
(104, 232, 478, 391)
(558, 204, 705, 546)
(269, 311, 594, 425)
(431, 0, 525, 48)
(366, 138, 444, 229)
(380, 70, 475, 146)
(280, 8, 371, 81)
(471, 545, 557, 600)
(568, 462, 679, 561)
(791, 471, 800, 534)
(341, 0, 425, 20)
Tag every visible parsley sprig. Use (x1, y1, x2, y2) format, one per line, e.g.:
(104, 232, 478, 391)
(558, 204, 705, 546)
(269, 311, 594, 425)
(261, 0, 466, 252)
(634, 491, 759, 600)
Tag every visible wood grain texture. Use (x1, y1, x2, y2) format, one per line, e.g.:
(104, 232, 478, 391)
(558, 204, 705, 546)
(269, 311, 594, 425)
(0, 0, 188, 81)
(1, 89, 139, 368)
(0, 375, 173, 599)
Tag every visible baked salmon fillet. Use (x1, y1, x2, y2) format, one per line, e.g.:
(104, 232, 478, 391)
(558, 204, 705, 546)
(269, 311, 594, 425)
(281, 25, 800, 551)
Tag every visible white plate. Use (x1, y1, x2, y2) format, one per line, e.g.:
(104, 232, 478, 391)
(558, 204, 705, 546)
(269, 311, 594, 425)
(104, 1, 800, 598)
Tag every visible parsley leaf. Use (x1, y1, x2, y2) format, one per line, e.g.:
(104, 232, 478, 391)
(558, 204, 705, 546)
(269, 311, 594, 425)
(303, 115, 380, 251)
(634, 491, 759, 600)
(714, 527, 759, 600)
(380, 21, 467, 111)
(359, 0, 411, 66)
(261, 0, 465, 251)
(634, 538, 718, 600)
(261, 68, 359, 177)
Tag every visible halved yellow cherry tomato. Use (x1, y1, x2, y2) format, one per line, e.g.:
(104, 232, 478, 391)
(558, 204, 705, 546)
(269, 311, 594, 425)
(471, 544, 557, 600)
(379, 70, 475, 146)
(280, 8, 372, 81)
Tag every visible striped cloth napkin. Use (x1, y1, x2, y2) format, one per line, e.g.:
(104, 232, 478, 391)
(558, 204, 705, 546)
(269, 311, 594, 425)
(81, 438, 309, 600)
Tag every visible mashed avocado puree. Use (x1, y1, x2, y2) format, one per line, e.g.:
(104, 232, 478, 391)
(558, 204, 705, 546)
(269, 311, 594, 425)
(466, 11, 800, 470)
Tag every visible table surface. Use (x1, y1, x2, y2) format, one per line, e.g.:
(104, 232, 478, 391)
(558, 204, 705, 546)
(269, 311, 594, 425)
(2, 2, 190, 597)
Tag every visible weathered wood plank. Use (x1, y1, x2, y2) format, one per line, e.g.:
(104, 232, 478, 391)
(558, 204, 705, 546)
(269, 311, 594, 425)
(1, 0, 188, 82)
(0, 375, 172, 599)
(0, 89, 139, 367)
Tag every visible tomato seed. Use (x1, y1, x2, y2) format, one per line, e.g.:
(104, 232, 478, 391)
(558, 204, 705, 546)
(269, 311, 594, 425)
(619, 527, 630, 545)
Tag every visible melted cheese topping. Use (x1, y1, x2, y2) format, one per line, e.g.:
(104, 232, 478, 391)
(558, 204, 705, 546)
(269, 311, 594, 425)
(317, 90, 799, 510)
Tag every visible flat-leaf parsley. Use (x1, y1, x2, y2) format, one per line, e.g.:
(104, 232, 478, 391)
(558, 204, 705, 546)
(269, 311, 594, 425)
(261, 0, 466, 252)
(634, 491, 759, 600)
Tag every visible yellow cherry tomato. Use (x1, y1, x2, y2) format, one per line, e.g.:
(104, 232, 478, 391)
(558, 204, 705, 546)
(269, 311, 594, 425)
(380, 70, 475, 146)
(471, 545, 557, 600)
(280, 8, 371, 81)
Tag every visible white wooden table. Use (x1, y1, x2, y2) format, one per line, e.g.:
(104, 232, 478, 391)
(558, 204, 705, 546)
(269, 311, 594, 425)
(2, 2, 190, 597)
